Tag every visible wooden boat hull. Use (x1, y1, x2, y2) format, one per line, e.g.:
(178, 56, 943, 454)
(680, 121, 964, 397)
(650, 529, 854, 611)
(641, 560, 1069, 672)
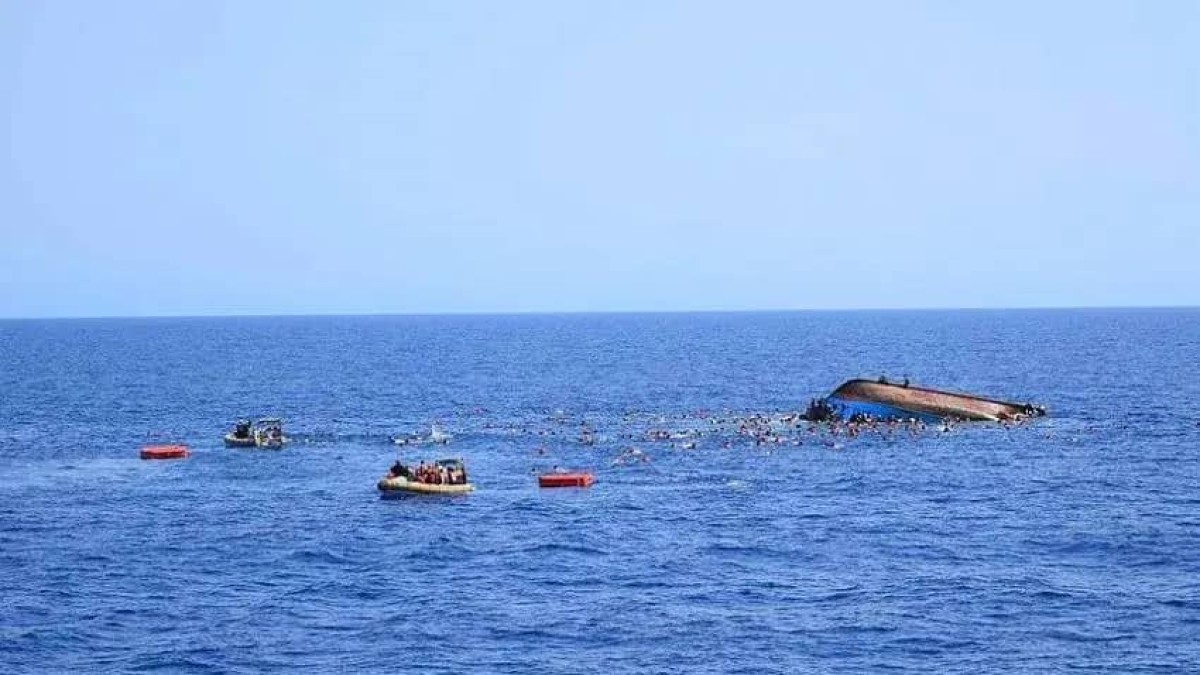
(825, 379, 1044, 422)
(377, 476, 474, 497)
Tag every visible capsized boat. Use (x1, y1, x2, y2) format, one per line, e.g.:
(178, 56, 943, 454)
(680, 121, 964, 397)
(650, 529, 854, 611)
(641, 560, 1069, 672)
(807, 379, 1046, 422)
(223, 419, 256, 447)
(377, 457, 474, 497)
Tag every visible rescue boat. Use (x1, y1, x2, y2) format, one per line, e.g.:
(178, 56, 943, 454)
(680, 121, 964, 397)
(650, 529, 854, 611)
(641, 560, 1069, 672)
(377, 477, 475, 497)
(377, 458, 474, 498)
(223, 419, 256, 447)
(252, 418, 287, 449)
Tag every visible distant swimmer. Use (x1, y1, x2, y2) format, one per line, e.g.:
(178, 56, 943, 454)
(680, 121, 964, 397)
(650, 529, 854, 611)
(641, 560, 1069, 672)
(612, 446, 650, 465)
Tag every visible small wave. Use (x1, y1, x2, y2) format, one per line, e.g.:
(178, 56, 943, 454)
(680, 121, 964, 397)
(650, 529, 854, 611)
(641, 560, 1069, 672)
(1043, 628, 1134, 643)
(809, 586, 862, 603)
(285, 549, 354, 566)
(705, 541, 764, 554)
(1157, 597, 1197, 609)
(126, 652, 225, 674)
(1028, 588, 1074, 600)
(521, 542, 609, 556)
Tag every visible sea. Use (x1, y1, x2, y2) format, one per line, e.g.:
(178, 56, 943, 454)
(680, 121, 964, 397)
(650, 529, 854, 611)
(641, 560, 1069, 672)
(1, 309, 1198, 673)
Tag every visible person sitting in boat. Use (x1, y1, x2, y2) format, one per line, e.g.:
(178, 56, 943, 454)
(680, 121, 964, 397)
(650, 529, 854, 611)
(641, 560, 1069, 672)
(388, 460, 411, 479)
(233, 420, 252, 439)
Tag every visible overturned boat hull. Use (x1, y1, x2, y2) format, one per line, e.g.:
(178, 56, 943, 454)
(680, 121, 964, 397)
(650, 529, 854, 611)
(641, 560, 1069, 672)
(820, 379, 1044, 422)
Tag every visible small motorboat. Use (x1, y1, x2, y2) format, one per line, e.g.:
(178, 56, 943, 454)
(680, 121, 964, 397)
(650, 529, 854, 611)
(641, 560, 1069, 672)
(140, 444, 189, 460)
(808, 379, 1046, 423)
(223, 419, 256, 447)
(538, 471, 595, 488)
(377, 457, 473, 498)
(253, 418, 287, 449)
(429, 423, 452, 445)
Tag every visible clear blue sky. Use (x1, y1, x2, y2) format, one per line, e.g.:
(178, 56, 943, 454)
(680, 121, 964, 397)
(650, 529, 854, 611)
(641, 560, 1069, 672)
(2, 1, 1197, 317)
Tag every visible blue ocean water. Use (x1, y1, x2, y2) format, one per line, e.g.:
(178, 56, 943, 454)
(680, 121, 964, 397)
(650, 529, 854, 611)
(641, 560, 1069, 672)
(1, 309, 1199, 673)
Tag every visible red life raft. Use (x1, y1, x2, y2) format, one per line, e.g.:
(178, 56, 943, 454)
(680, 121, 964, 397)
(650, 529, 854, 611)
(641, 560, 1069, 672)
(538, 472, 594, 488)
(140, 445, 189, 460)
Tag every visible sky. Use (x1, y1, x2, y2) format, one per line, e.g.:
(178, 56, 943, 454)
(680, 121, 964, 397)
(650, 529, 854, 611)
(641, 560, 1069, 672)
(1, 1, 1197, 318)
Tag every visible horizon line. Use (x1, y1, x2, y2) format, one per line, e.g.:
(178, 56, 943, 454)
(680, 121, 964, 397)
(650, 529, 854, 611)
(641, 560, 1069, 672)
(2, 303, 1197, 321)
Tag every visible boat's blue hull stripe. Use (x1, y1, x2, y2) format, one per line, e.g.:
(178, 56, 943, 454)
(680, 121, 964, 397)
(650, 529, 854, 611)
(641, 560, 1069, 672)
(825, 397, 943, 423)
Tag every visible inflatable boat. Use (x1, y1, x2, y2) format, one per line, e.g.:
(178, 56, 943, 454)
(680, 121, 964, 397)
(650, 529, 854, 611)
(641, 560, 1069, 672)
(377, 476, 475, 497)
(377, 457, 473, 497)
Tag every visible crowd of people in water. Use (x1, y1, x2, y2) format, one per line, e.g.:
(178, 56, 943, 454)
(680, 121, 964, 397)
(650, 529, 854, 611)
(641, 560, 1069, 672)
(504, 404, 1034, 446)
(373, 394, 1049, 481)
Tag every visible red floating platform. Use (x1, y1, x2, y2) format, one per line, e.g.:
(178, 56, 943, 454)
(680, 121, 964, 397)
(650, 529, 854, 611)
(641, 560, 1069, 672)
(140, 445, 189, 460)
(538, 472, 594, 488)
